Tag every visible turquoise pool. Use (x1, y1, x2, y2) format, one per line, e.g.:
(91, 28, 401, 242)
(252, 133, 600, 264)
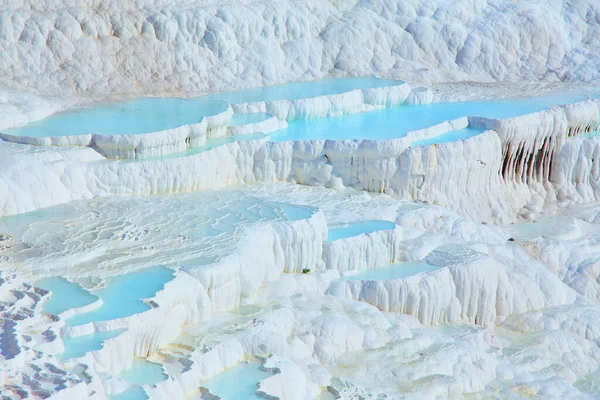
(3, 81, 595, 147)
(4, 97, 229, 138)
(343, 261, 440, 281)
(119, 359, 168, 386)
(327, 220, 396, 241)
(36, 277, 98, 315)
(201, 361, 272, 399)
(60, 329, 126, 361)
(412, 127, 485, 146)
(269, 93, 596, 142)
(65, 266, 175, 327)
(206, 76, 404, 103)
(109, 387, 148, 400)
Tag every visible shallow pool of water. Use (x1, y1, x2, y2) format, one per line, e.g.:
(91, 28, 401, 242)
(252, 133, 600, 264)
(0, 189, 319, 277)
(206, 77, 403, 104)
(327, 220, 395, 241)
(575, 368, 600, 397)
(66, 266, 174, 327)
(3, 77, 401, 139)
(343, 261, 440, 281)
(5, 84, 595, 147)
(436, 323, 483, 337)
(269, 93, 596, 142)
(60, 329, 126, 361)
(119, 359, 168, 386)
(271, 202, 314, 221)
(411, 128, 485, 146)
(201, 361, 272, 400)
(5, 98, 228, 138)
(36, 277, 98, 315)
(584, 130, 600, 138)
(109, 387, 148, 400)
(508, 216, 576, 241)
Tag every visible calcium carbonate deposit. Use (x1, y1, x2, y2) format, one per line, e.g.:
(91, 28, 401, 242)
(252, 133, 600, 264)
(2, 0, 600, 399)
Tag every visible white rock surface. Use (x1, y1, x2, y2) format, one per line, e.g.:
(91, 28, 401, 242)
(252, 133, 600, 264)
(3, 181, 600, 398)
(2, 0, 600, 398)
(1, 0, 599, 96)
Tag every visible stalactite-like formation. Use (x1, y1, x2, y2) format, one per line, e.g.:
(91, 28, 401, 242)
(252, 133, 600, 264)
(472, 100, 600, 186)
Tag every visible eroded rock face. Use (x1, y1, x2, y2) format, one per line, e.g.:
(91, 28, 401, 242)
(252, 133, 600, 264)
(1, 0, 600, 95)
(0, 181, 600, 399)
(1, 1, 600, 398)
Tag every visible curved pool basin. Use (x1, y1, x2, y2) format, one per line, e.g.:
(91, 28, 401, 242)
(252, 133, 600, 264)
(327, 220, 396, 241)
(342, 261, 440, 281)
(269, 93, 596, 142)
(4, 97, 229, 138)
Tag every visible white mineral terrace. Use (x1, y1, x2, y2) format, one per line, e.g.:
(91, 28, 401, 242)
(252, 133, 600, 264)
(3, 0, 600, 398)
(2, 74, 600, 400)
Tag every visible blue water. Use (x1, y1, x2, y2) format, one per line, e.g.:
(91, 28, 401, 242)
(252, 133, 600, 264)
(206, 77, 404, 103)
(6, 82, 595, 145)
(201, 362, 272, 400)
(273, 202, 314, 221)
(230, 113, 273, 126)
(3, 77, 400, 138)
(5, 97, 228, 138)
(574, 368, 600, 397)
(269, 93, 596, 142)
(36, 277, 98, 315)
(0, 206, 80, 235)
(60, 329, 126, 360)
(119, 359, 168, 386)
(327, 220, 396, 241)
(109, 387, 148, 400)
(508, 216, 575, 241)
(343, 261, 440, 281)
(412, 128, 485, 146)
(66, 266, 175, 327)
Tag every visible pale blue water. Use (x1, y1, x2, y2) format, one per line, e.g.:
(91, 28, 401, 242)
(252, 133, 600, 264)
(109, 387, 148, 400)
(3, 77, 400, 138)
(412, 127, 485, 146)
(585, 130, 600, 138)
(206, 77, 404, 103)
(269, 93, 597, 142)
(0, 206, 79, 235)
(5, 97, 228, 138)
(508, 216, 575, 241)
(119, 359, 168, 386)
(273, 202, 314, 221)
(5, 83, 596, 143)
(60, 329, 126, 360)
(437, 323, 482, 336)
(230, 113, 273, 126)
(66, 266, 175, 327)
(36, 277, 98, 315)
(575, 368, 600, 396)
(343, 261, 440, 281)
(201, 362, 272, 400)
(327, 220, 396, 241)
